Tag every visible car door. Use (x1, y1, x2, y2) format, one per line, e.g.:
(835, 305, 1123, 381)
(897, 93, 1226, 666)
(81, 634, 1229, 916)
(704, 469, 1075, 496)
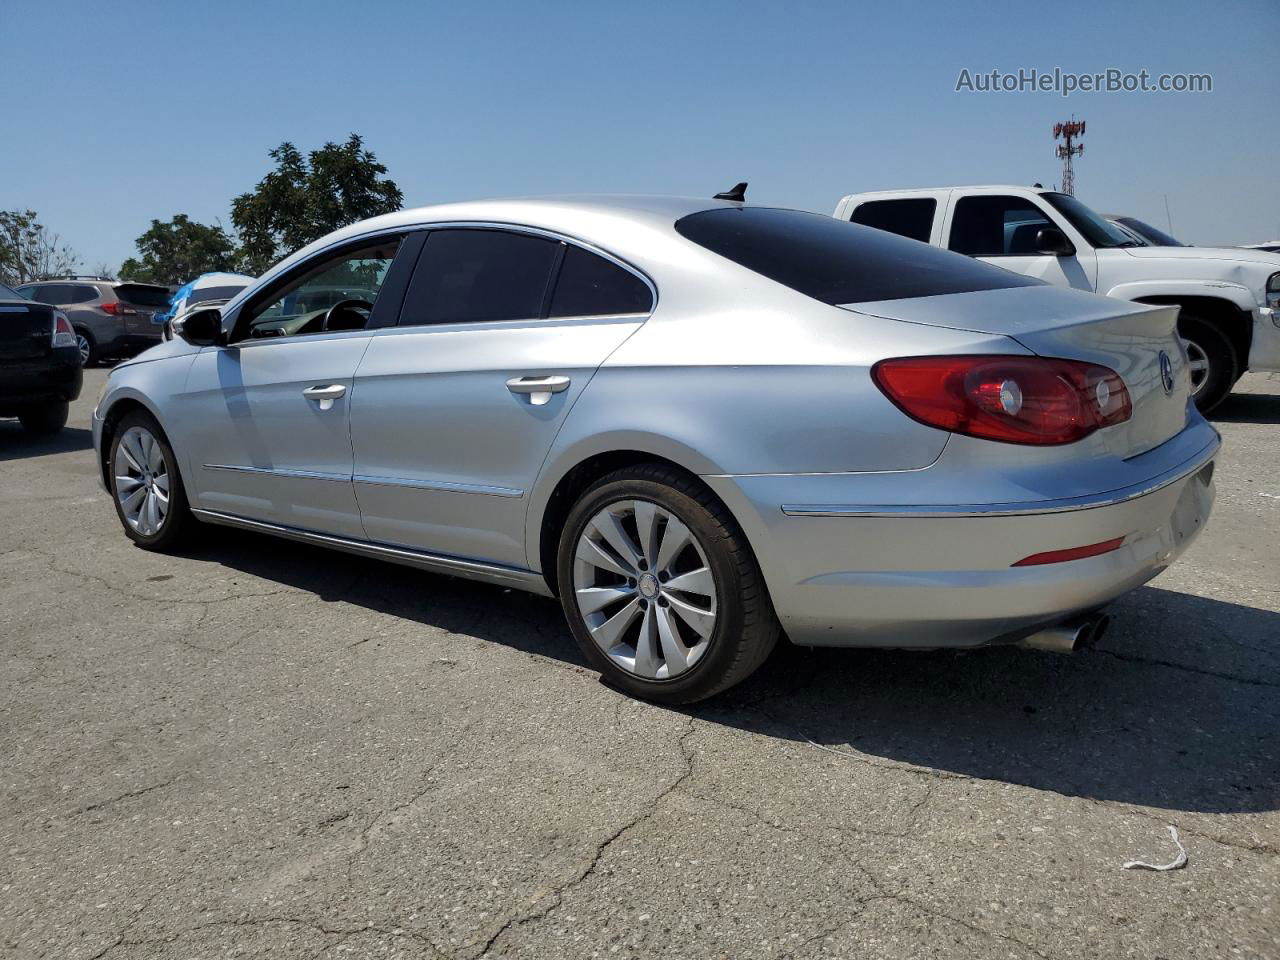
(176, 235, 410, 539)
(944, 194, 1097, 291)
(349, 227, 654, 568)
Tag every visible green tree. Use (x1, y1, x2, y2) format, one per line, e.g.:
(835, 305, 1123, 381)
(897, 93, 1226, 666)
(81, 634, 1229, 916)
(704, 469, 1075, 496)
(0, 210, 78, 285)
(118, 214, 236, 285)
(231, 134, 403, 275)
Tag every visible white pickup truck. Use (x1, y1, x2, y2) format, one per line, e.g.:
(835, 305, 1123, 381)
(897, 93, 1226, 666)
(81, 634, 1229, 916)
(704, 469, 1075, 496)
(834, 185, 1280, 411)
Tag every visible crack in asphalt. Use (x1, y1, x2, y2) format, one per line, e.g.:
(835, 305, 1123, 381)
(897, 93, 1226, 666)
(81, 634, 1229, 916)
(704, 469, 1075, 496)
(1089, 647, 1280, 688)
(470, 715, 698, 958)
(72, 776, 182, 817)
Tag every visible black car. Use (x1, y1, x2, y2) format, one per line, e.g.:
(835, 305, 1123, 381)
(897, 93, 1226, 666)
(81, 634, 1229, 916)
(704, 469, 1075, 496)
(0, 282, 82, 435)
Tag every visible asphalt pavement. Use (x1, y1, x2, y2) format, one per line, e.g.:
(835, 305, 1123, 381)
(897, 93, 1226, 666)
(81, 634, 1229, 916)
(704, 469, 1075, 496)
(1, 367, 1277, 959)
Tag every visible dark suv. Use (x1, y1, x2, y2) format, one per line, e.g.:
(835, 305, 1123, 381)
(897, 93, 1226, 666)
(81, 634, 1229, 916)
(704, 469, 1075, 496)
(14, 277, 173, 366)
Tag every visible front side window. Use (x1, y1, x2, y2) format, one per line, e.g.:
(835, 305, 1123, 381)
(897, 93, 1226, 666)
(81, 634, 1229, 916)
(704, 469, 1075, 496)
(850, 198, 936, 243)
(675, 207, 1041, 305)
(548, 245, 652, 318)
(948, 196, 1056, 257)
(399, 229, 560, 326)
(241, 238, 401, 339)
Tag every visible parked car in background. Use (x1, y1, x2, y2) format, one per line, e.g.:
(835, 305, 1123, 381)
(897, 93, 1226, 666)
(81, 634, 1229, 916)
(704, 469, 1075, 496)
(1243, 241, 1280, 254)
(836, 185, 1280, 412)
(0, 282, 81, 434)
(94, 196, 1217, 703)
(1104, 215, 1187, 247)
(155, 272, 255, 340)
(14, 277, 173, 366)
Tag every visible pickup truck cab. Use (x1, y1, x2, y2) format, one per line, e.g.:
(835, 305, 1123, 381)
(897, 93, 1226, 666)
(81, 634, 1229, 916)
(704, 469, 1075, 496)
(834, 185, 1280, 411)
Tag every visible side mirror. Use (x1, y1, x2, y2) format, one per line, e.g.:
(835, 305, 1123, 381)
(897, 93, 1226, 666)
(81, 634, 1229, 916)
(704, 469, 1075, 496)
(175, 308, 224, 347)
(1035, 227, 1076, 257)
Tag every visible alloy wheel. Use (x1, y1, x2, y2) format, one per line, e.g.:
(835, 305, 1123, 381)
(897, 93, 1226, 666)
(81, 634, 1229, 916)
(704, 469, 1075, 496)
(114, 426, 170, 536)
(572, 499, 718, 680)
(1184, 339, 1209, 397)
(76, 334, 91, 365)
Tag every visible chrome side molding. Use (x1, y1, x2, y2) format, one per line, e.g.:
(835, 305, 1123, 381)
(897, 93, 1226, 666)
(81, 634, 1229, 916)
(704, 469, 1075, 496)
(190, 508, 553, 596)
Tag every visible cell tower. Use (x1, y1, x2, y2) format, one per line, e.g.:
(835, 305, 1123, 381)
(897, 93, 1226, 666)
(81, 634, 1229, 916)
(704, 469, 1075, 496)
(1053, 118, 1086, 196)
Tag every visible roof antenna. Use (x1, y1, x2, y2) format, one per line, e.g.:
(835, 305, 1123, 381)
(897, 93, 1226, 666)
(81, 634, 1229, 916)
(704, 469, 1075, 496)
(713, 182, 748, 202)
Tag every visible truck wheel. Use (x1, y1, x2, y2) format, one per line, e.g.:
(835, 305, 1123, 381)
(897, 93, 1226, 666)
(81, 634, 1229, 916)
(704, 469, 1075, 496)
(1178, 316, 1238, 415)
(19, 400, 69, 436)
(75, 328, 98, 367)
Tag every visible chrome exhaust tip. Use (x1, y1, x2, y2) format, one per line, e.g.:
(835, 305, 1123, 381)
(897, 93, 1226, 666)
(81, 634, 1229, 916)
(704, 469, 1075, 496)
(1019, 613, 1109, 654)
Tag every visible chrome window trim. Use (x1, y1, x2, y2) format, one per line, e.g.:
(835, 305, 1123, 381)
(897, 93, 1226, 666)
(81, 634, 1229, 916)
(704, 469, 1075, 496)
(404, 220, 658, 318)
(781, 436, 1218, 519)
(190, 508, 553, 596)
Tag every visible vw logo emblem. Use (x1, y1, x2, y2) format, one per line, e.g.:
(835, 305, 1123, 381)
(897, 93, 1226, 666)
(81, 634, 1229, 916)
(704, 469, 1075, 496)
(1158, 351, 1174, 395)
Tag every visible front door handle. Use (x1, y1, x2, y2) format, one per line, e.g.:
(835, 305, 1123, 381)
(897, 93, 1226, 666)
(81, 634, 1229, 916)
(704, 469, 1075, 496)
(506, 375, 570, 406)
(303, 384, 346, 410)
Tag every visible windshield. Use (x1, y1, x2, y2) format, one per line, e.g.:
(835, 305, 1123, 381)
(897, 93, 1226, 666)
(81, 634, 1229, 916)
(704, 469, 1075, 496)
(1117, 216, 1185, 247)
(674, 207, 1042, 305)
(0, 283, 25, 300)
(1040, 193, 1139, 248)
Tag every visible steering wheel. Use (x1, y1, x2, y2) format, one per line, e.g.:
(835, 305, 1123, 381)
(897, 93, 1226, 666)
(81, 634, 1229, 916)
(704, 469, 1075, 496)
(322, 299, 374, 332)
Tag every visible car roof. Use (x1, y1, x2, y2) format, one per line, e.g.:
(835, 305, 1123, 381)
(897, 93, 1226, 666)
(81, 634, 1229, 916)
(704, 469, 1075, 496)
(254, 194, 738, 294)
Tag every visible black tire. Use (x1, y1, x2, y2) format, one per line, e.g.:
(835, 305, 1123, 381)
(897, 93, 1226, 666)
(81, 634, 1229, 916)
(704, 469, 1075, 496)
(1178, 315, 1238, 415)
(108, 409, 199, 551)
(556, 464, 779, 704)
(75, 328, 98, 367)
(18, 400, 68, 435)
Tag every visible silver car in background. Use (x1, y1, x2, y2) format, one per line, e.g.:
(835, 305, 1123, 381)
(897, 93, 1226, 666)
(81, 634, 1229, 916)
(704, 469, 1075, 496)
(92, 196, 1219, 702)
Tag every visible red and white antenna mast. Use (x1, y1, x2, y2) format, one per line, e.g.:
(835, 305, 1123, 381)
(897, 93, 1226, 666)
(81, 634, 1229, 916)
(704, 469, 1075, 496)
(1053, 118, 1086, 196)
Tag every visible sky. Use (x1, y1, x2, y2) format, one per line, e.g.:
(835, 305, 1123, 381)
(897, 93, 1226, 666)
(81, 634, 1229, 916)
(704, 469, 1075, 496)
(4, 0, 1277, 273)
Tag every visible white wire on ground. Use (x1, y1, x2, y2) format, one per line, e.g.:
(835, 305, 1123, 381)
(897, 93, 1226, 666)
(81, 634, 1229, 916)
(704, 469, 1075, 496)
(1122, 825, 1188, 871)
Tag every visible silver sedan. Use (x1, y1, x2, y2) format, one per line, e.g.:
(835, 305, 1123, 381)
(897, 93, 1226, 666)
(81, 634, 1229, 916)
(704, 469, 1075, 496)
(92, 196, 1219, 702)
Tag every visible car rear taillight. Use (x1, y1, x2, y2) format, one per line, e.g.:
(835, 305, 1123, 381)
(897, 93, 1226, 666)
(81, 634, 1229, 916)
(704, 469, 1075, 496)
(51, 312, 77, 349)
(872, 355, 1131, 446)
(101, 301, 137, 316)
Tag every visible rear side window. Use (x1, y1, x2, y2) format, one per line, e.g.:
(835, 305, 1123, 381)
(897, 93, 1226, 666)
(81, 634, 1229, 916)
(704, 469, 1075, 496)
(549, 245, 652, 318)
(947, 196, 1054, 257)
(27, 284, 70, 304)
(68, 284, 99, 303)
(850, 198, 936, 243)
(114, 283, 172, 307)
(675, 207, 1041, 305)
(400, 229, 559, 326)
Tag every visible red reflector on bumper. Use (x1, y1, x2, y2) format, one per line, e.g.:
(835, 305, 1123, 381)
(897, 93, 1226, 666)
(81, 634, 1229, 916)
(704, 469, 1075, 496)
(1012, 537, 1126, 567)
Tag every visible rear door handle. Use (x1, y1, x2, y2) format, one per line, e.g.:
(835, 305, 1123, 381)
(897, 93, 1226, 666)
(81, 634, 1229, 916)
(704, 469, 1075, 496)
(303, 384, 346, 410)
(506, 375, 570, 406)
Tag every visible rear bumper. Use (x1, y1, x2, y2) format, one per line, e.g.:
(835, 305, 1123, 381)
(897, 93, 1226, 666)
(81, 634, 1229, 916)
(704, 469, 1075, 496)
(1249, 306, 1280, 371)
(705, 421, 1219, 648)
(0, 351, 83, 408)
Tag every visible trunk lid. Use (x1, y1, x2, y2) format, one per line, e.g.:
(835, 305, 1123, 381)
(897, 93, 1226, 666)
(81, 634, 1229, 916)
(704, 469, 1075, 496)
(0, 300, 54, 361)
(114, 282, 172, 332)
(846, 284, 1191, 458)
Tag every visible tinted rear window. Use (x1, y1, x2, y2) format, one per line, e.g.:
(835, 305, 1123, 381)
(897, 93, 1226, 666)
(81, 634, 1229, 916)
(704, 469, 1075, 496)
(675, 207, 1041, 304)
(548, 245, 652, 318)
(400, 229, 560, 326)
(115, 283, 172, 307)
(850, 198, 936, 243)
